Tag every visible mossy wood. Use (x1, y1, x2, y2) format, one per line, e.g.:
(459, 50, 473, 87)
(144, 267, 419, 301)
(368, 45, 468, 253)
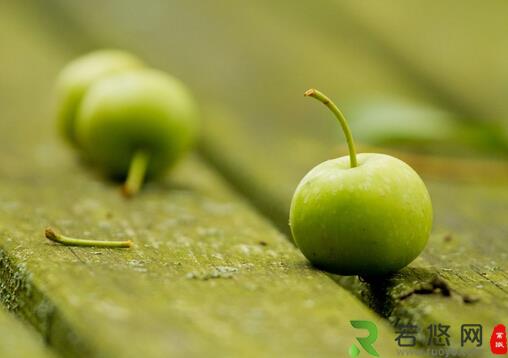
(0, 2, 403, 357)
(43, 0, 508, 353)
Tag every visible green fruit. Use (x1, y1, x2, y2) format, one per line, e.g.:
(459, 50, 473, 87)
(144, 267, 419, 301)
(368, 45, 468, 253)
(55, 49, 143, 146)
(76, 68, 199, 196)
(290, 153, 432, 275)
(289, 89, 432, 276)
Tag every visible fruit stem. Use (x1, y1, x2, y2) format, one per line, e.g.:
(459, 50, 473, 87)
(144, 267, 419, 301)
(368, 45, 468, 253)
(123, 150, 150, 197)
(44, 228, 132, 248)
(304, 88, 358, 168)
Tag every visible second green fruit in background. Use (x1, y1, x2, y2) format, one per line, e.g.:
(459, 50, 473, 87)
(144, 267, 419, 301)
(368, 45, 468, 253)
(55, 50, 199, 196)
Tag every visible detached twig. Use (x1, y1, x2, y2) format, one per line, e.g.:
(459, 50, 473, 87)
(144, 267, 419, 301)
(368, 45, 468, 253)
(44, 228, 132, 248)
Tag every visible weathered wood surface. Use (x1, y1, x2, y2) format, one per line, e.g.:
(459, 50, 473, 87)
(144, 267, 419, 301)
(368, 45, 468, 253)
(43, 0, 508, 354)
(0, 306, 55, 358)
(0, 2, 403, 357)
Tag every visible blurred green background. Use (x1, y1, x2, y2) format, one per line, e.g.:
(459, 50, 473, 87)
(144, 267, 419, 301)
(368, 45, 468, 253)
(2, 0, 507, 230)
(40, 0, 508, 157)
(5, 1, 508, 155)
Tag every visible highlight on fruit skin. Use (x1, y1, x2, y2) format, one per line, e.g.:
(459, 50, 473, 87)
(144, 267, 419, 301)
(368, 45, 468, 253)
(44, 227, 133, 248)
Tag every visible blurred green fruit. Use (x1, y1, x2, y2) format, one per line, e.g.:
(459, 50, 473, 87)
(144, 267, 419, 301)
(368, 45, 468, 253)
(76, 68, 199, 195)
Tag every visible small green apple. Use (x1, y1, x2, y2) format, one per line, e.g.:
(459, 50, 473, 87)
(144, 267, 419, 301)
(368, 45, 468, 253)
(55, 49, 143, 147)
(75, 68, 199, 196)
(289, 89, 432, 276)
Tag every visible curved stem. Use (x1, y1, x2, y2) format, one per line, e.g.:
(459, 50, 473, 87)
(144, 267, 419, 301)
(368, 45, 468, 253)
(304, 88, 358, 168)
(45, 228, 132, 248)
(123, 150, 150, 197)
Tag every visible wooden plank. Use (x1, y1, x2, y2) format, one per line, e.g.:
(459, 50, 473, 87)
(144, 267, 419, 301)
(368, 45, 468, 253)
(1, 157, 403, 357)
(0, 2, 402, 357)
(44, 0, 508, 354)
(0, 306, 55, 358)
